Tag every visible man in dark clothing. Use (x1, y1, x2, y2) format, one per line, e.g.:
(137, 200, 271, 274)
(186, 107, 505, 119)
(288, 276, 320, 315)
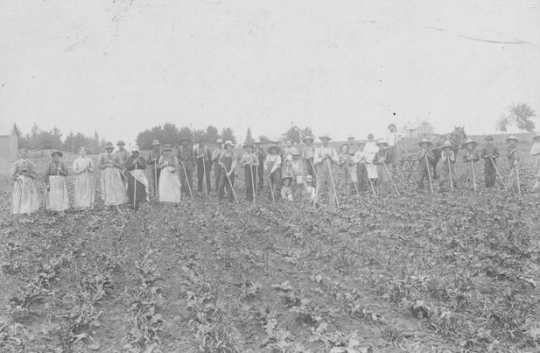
(147, 139, 161, 199)
(255, 142, 266, 190)
(178, 138, 194, 196)
(195, 140, 212, 194)
(481, 136, 499, 188)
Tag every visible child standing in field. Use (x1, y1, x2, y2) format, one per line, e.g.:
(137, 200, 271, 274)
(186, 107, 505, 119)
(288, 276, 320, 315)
(462, 139, 480, 190)
(46, 151, 70, 214)
(506, 136, 521, 194)
(417, 139, 435, 191)
(11, 148, 40, 216)
(280, 176, 294, 201)
(481, 136, 499, 188)
(439, 141, 457, 192)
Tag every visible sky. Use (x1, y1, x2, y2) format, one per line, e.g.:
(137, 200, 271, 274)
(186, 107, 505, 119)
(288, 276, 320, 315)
(1, 0, 539, 143)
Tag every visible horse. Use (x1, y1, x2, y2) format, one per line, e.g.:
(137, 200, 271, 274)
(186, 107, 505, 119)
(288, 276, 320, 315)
(429, 126, 467, 179)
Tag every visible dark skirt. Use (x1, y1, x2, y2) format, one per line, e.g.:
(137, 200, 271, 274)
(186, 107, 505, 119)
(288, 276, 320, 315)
(127, 171, 147, 210)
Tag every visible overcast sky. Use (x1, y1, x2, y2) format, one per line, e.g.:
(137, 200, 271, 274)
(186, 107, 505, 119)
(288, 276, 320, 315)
(1, 0, 539, 143)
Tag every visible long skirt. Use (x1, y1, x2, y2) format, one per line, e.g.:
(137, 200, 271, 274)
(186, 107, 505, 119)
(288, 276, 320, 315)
(100, 168, 128, 206)
(12, 176, 40, 215)
(159, 167, 181, 203)
(365, 163, 378, 179)
(73, 172, 95, 209)
(127, 169, 148, 209)
(47, 176, 70, 212)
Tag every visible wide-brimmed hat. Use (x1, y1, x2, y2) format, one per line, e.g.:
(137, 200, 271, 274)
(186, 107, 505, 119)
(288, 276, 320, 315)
(319, 134, 332, 141)
(132, 146, 140, 153)
(268, 145, 280, 153)
(281, 175, 293, 182)
(442, 140, 452, 149)
(105, 142, 114, 150)
(506, 135, 518, 143)
(51, 150, 63, 157)
(376, 140, 389, 147)
(302, 135, 315, 142)
(290, 147, 301, 156)
(388, 123, 397, 129)
(224, 140, 234, 147)
(418, 138, 432, 147)
(463, 138, 477, 147)
(117, 140, 125, 146)
(162, 144, 173, 151)
(216, 138, 223, 144)
(367, 133, 374, 140)
(152, 139, 160, 146)
(485, 135, 494, 141)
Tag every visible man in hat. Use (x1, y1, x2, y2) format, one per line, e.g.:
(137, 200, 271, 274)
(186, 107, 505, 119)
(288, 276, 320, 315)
(374, 140, 392, 194)
(506, 136, 521, 193)
(339, 143, 358, 195)
(100, 142, 128, 210)
(314, 135, 339, 209)
(240, 142, 259, 202)
(115, 140, 129, 168)
(463, 139, 480, 190)
(385, 123, 400, 173)
(439, 140, 457, 192)
(178, 138, 194, 196)
(147, 140, 162, 199)
(212, 138, 224, 192)
(480, 136, 499, 188)
(256, 141, 267, 190)
(301, 134, 316, 185)
(531, 134, 540, 192)
(290, 147, 306, 198)
(265, 144, 282, 200)
(194, 139, 212, 194)
(417, 139, 436, 191)
(218, 140, 238, 202)
(45, 151, 70, 214)
(353, 140, 369, 192)
(362, 134, 379, 193)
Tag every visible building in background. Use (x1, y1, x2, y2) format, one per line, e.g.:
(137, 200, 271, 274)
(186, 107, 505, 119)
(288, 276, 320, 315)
(0, 124, 18, 175)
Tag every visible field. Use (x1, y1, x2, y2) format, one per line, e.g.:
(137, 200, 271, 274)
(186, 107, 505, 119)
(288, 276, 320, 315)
(1, 137, 540, 353)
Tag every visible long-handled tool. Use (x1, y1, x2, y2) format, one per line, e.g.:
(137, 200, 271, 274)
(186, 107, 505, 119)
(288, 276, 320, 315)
(133, 172, 137, 210)
(383, 162, 400, 196)
(154, 161, 158, 199)
(326, 159, 340, 208)
(268, 171, 276, 202)
(447, 156, 454, 192)
(180, 162, 193, 198)
(223, 166, 238, 203)
(515, 166, 522, 197)
(489, 157, 506, 188)
(250, 164, 256, 203)
(470, 161, 477, 192)
(202, 155, 207, 195)
(425, 154, 434, 193)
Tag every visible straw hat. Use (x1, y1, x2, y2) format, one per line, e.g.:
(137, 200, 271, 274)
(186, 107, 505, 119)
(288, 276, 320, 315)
(290, 147, 301, 156)
(418, 138, 432, 147)
(51, 150, 63, 157)
(376, 140, 389, 147)
(105, 142, 114, 150)
(463, 138, 477, 147)
(268, 145, 280, 153)
(319, 134, 332, 141)
(302, 135, 315, 143)
(224, 140, 234, 148)
(506, 135, 519, 143)
(442, 140, 452, 149)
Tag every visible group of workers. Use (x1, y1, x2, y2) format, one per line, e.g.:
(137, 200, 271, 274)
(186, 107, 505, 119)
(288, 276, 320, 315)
(10, 124, 540, 216)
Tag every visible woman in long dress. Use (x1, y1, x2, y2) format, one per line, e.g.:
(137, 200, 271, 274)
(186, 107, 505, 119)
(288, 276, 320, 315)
(99, 142, 128, 210)
(158, 145, 181, 203)
(72, 147, 95, 210)
(45, 151, 70, 214)
(12, 149, 40, 215)
(126, 148, 149, 210)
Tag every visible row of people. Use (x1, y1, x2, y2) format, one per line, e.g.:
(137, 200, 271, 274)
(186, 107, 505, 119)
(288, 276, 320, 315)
(10, 132, 535, 215)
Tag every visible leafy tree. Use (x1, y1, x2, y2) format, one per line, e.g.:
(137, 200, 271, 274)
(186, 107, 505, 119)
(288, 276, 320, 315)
(258, 135, 271, 143)
(244, 128, 254, 145)
(221, 128, 236, 144)
(178, 126, 193, 142)
(283, 126, 302, 144)
(205, 125, 219, 143)
(193, 129, 206, 143)
(496, 103, 536, 132)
